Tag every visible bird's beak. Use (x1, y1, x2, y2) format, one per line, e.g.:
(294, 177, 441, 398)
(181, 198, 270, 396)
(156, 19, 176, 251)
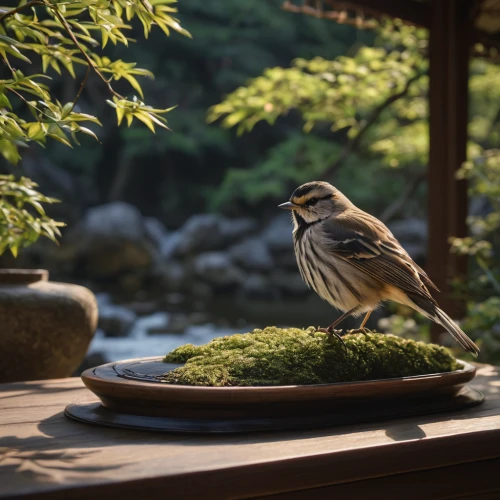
(278, 201, 298, 210)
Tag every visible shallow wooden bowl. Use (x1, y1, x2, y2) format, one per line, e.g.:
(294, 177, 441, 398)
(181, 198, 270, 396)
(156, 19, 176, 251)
(64, 356, 483, 433)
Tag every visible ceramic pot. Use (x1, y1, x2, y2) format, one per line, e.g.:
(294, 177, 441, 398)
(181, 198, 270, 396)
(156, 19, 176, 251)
(0, 269, 98, 383)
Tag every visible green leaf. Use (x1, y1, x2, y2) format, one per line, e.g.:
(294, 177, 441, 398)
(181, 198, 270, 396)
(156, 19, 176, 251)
(133, 110, 156, 132)
(0, 140, 21, 165)
(115, 105, 125, 125)
(78, 126, 99, 140)
(0, 92, 12, 110)
(47, 130, 72, 148)
(61, 102, 74, 118)
(121, 73, 144, 98)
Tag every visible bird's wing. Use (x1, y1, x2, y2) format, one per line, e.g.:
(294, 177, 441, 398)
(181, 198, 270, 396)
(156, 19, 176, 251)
(321, 211, 437, 302)
(377, 227, 440, 292)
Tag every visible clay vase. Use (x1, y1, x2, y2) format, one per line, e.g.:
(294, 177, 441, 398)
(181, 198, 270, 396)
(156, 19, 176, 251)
(0, 269, 98, 383)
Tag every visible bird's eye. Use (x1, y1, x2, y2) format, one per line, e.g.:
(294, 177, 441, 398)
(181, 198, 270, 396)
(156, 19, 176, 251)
(307, 197, 319, 206)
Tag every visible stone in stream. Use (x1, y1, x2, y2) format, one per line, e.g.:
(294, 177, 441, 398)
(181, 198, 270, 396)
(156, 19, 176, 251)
(60, 202, 158, 278)
(229, 237, 274, 271)
(98, 303, 137, 337)
(173, 214, 257, 257)
(192, 251, 246, 288)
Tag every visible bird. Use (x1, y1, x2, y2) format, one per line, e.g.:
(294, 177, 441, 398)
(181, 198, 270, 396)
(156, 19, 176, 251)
(278, 181, 479, 356)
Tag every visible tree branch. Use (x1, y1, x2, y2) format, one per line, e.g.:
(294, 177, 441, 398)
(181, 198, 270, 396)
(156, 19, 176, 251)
(0, 0, 43, 23)
(71, 64, 91, 110)
(46, 1, 125, 100)
(8, 87, 52, 122)
(320, 71, 424, 181)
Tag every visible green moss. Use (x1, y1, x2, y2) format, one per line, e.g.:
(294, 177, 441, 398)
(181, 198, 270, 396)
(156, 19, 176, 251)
(160, 327, 461, 387)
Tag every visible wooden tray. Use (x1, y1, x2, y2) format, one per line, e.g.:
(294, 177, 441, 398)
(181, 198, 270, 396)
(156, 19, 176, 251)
(65, 357, 483, 433)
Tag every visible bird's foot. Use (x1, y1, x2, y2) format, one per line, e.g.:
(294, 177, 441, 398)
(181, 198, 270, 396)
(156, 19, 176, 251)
(347, 328, 372, 335)
(316, 327, 347, 351)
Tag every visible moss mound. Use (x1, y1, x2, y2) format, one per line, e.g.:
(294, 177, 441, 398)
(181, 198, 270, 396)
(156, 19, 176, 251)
(160, 327, 461, 387)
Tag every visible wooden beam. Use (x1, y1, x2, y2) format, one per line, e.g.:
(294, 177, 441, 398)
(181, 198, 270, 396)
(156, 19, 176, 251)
(324, 0, 431, 27)
(427, 0, 472, 343)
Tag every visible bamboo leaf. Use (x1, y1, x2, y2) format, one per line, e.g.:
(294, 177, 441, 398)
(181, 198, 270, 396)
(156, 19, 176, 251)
(133, 111, 155, 132)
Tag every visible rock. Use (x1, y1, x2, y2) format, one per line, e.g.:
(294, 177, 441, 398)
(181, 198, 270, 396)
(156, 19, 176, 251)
(149, 260, 187, 293)
(221, 217, 258, 242)
(174, 214, 257, 256)
(160, 230, 182, 261)
(193, 251, 245, 288)
(261, 213, 294, 254)
(229, 237, 274, 271)
(387, 217, 427, 262)
(119, 272, 147, 295)
(271, 270, 309, 296)
(98, 303, 137, 337)
(120, 300, 159, 316)
(62, 202, 156, 278)
(188, 311, 210, 325)
(129, 312, 170, 337)
(162, 260, 186, 291)
(174, 215, 224, 256)
(162, 292, 185, 306)
(96, 292, 112, 307)
(85, 202, 145, 240)
(190, 281, 213, 299)
(144, 217, 168, 247)
(241, 273, 279, 299)
(261, 214, 297, 268)
(165, 313, 190, 334)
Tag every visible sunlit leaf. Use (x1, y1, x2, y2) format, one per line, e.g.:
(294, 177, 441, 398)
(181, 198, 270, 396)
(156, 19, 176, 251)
(0, 0, 190, 255)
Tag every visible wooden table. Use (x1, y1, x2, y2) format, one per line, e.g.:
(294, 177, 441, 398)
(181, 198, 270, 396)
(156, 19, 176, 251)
(1, 365, 500, 500)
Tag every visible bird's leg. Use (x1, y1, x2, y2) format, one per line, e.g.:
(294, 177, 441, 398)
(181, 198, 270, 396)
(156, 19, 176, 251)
(316, 327, 347, 351)
(316, 307, 358, 350)
(349, 310, 373, 334)
(360, 310, 372, 329)
(325, 307, 359, 333)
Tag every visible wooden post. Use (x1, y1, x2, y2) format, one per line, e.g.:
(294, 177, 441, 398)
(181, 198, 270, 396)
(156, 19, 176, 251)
(427, 0, 471, 343)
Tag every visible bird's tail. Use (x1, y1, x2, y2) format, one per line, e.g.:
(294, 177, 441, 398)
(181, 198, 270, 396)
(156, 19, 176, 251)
(406, 292, 479, 357)
(433, 307, 480, 357)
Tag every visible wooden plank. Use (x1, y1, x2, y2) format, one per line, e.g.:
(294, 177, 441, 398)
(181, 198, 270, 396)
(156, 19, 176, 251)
(251, 457, 500, 499)
(1, 366, 500, 499)
(0, 378, 85, 410)
(428, 0, 473, 342)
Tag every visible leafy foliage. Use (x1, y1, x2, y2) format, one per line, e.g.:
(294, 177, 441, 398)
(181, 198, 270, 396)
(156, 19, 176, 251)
(449, 151, 500, 362)
(208, 25, 426, 137)
(0, 0, 190, 254)
(207, 133, 412, 214)
(207, 135, 341, 210)
(207, 20, 428, 175)
(39, 0, 365, 224)
(208, 20, 500, 212)
(205, 15, 500, 359)
(0, 174, 63, 256)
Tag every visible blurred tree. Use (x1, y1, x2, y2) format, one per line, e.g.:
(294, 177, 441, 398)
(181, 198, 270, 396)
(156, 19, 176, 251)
(208, 20, 500, 219)
(34, 0, 367, 225)
(450, 150, 500, 362)
(0, 0, 190, 255)
(207, 17, 500, 358)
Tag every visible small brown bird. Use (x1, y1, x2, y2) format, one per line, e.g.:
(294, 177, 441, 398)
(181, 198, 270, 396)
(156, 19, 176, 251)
(279, 181, 479, 356)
